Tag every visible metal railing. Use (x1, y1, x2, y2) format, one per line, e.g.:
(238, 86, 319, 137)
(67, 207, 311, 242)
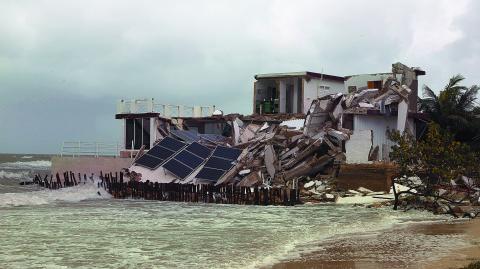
(60, 141, 121, 157)
(117, 98, 215, 118)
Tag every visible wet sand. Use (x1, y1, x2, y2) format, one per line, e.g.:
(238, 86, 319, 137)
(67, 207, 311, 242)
(424, 219, 480, 269)
(270, 218, 480, 269)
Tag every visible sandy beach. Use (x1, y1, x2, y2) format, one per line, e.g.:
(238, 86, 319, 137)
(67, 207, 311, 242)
(424, 219, 480, 269)
(270, 218, 480, 269)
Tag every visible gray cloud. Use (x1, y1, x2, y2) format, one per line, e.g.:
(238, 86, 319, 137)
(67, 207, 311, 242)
(0, 0, 478, 153)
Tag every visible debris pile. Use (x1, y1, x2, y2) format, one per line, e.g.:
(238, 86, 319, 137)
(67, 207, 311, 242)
(392, 176, 480, 218)
(215, 118, 344, 191)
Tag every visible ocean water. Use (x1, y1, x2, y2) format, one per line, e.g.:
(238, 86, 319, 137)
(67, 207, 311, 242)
(0, 154, 467, 269)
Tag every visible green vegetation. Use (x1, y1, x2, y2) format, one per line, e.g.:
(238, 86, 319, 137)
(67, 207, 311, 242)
(419, 75, 480, 150)
(389, 123, 479, 185)
(390, 75, 480, 185)
(388, 75, 480, 214)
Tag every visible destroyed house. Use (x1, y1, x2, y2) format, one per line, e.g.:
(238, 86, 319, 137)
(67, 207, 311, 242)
(345, 63, 426, 112)
(253, 71, 346, 115)
(305, 62, 427, 163)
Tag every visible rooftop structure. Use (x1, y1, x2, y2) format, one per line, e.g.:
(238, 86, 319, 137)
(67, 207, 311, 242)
(253, 71, 346, 115)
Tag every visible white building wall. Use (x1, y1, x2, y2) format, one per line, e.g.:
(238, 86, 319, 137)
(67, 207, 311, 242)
(293, 78, 298, 113)
(303, 78, 346, 113)
(353, 115, 415, 161)
(345, 130, 373, 163)
(150, 118, 156, 148)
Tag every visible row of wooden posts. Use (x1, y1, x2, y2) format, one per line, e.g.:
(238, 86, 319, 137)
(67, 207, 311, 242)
(33, 171, 93, 189)
(32, 171, 300, 206)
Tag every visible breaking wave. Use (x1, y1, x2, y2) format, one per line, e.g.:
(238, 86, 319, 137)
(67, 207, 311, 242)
(0, 181, 111, 207)
(0, 160, 51, 170)
(0, 170, 30, 180)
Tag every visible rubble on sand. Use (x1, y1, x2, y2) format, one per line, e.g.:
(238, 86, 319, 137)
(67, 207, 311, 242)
(391, 176, 480, 218)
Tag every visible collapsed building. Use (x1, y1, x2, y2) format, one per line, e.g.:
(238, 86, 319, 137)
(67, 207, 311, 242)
(49, 62, 428, 203)
(114, 62, 426, 198)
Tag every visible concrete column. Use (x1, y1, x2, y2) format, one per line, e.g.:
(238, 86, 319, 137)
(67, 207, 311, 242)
(164, 105, 171, 118)
(409, 79, 418, 112)
(292, 79, 298, 113)
(150, 117, 156, 148)
(178, 105, 184, 117)
(193, 106, 201, 117)
(148, 98, 154, 112)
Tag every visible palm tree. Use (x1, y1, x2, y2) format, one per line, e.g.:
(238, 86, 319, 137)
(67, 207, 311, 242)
(419, 75, 480, 148)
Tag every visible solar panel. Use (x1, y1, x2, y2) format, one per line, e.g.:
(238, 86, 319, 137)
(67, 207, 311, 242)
(186, 142, 211, 159)
(162, 142, 212, 179)
(133, 137, 187, 170)
(159, 136, 186, 151)
(170, 130, 200, 143)
(195, 146, 242, 182)
(195, 167, 225, 181)
(146, 145, 175, 160)
(162, 159, 193, 179)
(199, 134, 227, 142)
(175, 151, 204, 168)
(203, 157, 234, 171)
(212, 146, 242, 161)
(134, 154, 164, 169)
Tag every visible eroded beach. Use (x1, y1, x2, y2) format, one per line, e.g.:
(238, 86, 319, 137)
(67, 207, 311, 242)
(272, 219, 480, 269)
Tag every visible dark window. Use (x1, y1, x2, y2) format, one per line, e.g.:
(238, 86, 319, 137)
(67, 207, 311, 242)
(142, 118, 150, 149)
(297, 78, 303, 113)
(134, 119, 143, 149)
(342, 114, 354, 130)
(125, 119, 134, 149)
(286, 84, 294, 113)
(125, 118, 151, 150)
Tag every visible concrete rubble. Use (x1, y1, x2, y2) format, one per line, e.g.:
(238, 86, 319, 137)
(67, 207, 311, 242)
(392, 175, 480, 218)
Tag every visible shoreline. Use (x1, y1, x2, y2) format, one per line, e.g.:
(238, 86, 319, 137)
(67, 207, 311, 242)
(423, 219, 480, 269)
(269, 217, 480, 269)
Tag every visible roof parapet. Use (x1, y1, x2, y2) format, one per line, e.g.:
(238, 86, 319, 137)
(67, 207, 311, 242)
(116, 99, 215, 119)
(254, 71, 345, 82)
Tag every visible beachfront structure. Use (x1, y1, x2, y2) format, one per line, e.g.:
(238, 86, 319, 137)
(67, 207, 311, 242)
(52, 62, 427, 190)
(253, 72, 346, 115)
(115, 99, 216, 157)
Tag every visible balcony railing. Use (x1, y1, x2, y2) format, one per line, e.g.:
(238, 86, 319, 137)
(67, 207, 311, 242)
(61, 141, 121, 157)
(117, 99, 215, 118)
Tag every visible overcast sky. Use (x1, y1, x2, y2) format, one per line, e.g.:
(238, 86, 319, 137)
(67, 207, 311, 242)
(1, 0, 479, 154)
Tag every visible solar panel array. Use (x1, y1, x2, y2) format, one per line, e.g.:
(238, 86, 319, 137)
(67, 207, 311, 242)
(170, 129, 200, 143)
(162, 142, 212, 179)
(195, 146, 242, 182)
(134, 137, 186, 169)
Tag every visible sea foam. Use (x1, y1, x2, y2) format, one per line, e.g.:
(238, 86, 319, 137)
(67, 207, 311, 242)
(0, 170, 30, 180)
(0, 181, 111, 207)
(0, 160, 52, 170)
